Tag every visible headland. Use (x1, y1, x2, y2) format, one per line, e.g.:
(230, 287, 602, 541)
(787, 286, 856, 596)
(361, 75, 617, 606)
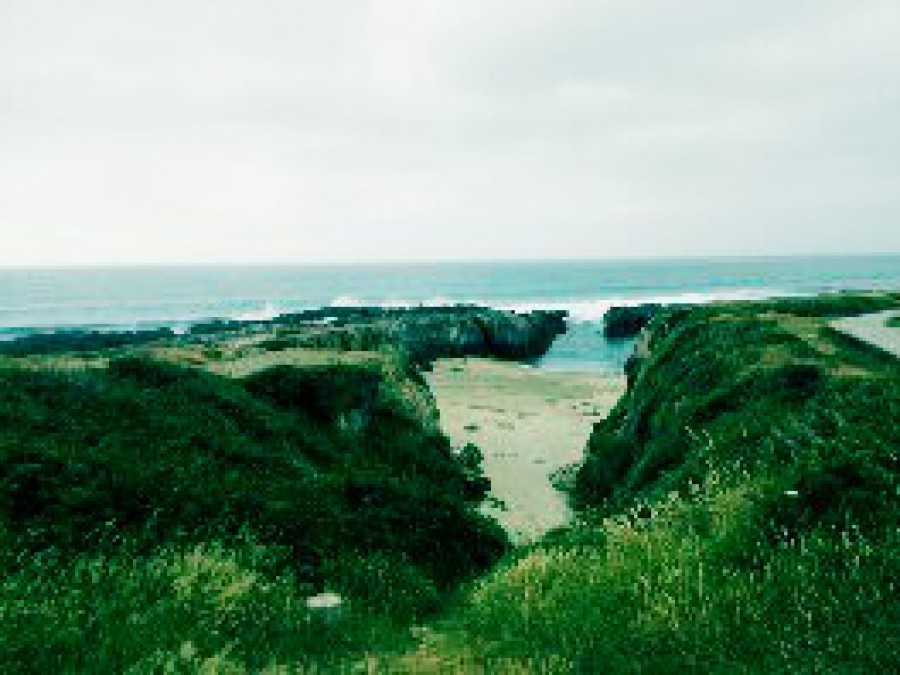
(0, 293, 897, 671)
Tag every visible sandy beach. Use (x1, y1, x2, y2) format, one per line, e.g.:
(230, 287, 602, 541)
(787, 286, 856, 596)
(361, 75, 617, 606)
(428, 358, 625, 544)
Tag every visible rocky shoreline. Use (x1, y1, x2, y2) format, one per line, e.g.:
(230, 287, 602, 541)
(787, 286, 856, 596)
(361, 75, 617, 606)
(261, 306, 569, 365)
(602, 303, 662, 338)
(1, 305, 569, 365)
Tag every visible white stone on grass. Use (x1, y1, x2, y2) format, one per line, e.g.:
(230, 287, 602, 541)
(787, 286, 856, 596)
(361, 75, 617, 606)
(306, 592, 345, 625)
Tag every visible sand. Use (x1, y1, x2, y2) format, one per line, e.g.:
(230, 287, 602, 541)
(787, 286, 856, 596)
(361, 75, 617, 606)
(832, 309, 900, 360)
(427, 358, 625, 544)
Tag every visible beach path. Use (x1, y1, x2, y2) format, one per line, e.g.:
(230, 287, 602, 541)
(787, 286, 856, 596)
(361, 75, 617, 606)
(427, 358, 625, 544)
(832, 310, 900, 359)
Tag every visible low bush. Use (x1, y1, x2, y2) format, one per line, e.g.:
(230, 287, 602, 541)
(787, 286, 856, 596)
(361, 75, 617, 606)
(0, 355, 508, 668)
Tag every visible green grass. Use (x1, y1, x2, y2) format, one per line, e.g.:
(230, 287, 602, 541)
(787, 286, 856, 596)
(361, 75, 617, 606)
(0, 533, 317, 671)
(723, 290, 900, 318)
(451, 294, 900, 671)
(0, 355, 507, 669)
(1, 293, 897, 671)
(463, 474, 898, 671)
(888, 315, 900, 328)
(577, 299, 899, 507)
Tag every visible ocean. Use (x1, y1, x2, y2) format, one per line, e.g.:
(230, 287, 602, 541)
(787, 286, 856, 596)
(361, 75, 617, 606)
(1, 255, 898, 373)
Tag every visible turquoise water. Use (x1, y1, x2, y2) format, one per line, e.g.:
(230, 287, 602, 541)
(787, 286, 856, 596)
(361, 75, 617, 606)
(1, 255, 897, 372)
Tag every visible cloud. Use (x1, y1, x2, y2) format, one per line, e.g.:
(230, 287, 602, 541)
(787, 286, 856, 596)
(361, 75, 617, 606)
(0, 0, 898, 264)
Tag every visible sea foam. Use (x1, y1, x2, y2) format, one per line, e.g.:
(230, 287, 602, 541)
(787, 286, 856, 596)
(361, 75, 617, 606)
(500, 288, 805, 323)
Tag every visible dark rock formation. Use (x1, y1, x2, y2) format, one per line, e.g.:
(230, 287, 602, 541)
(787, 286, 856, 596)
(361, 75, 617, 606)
(474, 310, 568, 359)
(602, 304, 660, 339)
(259, 306, 568, 365)
(2, 306, 568, 365)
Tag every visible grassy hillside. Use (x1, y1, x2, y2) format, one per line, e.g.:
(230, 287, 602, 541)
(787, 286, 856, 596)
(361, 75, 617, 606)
(0, 353, 507, 670)
(457, 294, 899, 671)
(2, 294, 897, 671)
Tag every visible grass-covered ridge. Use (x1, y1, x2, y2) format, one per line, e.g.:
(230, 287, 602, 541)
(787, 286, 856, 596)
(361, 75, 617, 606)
(577, 293, 900, 507)
(0, 352, 507, 669)
(456, 293, 899, 671)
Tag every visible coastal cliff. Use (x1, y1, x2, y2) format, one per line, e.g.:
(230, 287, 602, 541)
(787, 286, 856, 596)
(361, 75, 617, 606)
(1, 306, 569, 367)
(255, 306, 568, 365)
(8, 295, 898, 670)
(0, 304, 572, 668)
(578, 293, 900, 506)
(0, 340, 507, 666)
(460, 293, 900, 671)
(602, 303, 660, 338)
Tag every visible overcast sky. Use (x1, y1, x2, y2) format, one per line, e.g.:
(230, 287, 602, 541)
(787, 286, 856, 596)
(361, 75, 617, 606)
(1, 1, 899, 265)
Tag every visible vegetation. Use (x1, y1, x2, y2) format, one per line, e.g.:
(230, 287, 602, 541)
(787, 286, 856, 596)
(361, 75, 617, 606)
(1, 292, 897, 671)
(456, 293, 900, 671)
(0, 328, 175, 357)
(737, 291, 899, 317)
(0, 355, 507, 669)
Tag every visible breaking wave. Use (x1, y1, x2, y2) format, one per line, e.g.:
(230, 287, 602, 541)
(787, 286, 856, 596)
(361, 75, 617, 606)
(322, 288, 806, 323)
(500, 288, 806, 322)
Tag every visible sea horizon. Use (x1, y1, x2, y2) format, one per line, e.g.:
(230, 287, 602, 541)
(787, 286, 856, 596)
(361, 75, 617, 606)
(3, 253, 898, 372)
(2, 250, 898, 269)
(3, 253, 898, 328)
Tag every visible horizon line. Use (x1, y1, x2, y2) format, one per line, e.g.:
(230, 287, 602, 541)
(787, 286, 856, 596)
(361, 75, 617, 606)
(1, 251, 899, 270)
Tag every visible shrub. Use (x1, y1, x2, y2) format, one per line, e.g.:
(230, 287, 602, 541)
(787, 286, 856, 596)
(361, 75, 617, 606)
(0, 356, 508, 668)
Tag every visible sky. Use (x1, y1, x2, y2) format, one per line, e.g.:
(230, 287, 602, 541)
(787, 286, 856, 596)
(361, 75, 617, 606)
(1, 0, 899, 265)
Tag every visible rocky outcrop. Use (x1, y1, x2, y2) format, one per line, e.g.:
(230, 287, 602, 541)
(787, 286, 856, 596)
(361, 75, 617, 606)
(255, 306, 568, 365)
(602, 304, 660, 339)
(474, 310, 568, 359)
(623, 329, 652, 390)
(2, 306, 568, 366)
